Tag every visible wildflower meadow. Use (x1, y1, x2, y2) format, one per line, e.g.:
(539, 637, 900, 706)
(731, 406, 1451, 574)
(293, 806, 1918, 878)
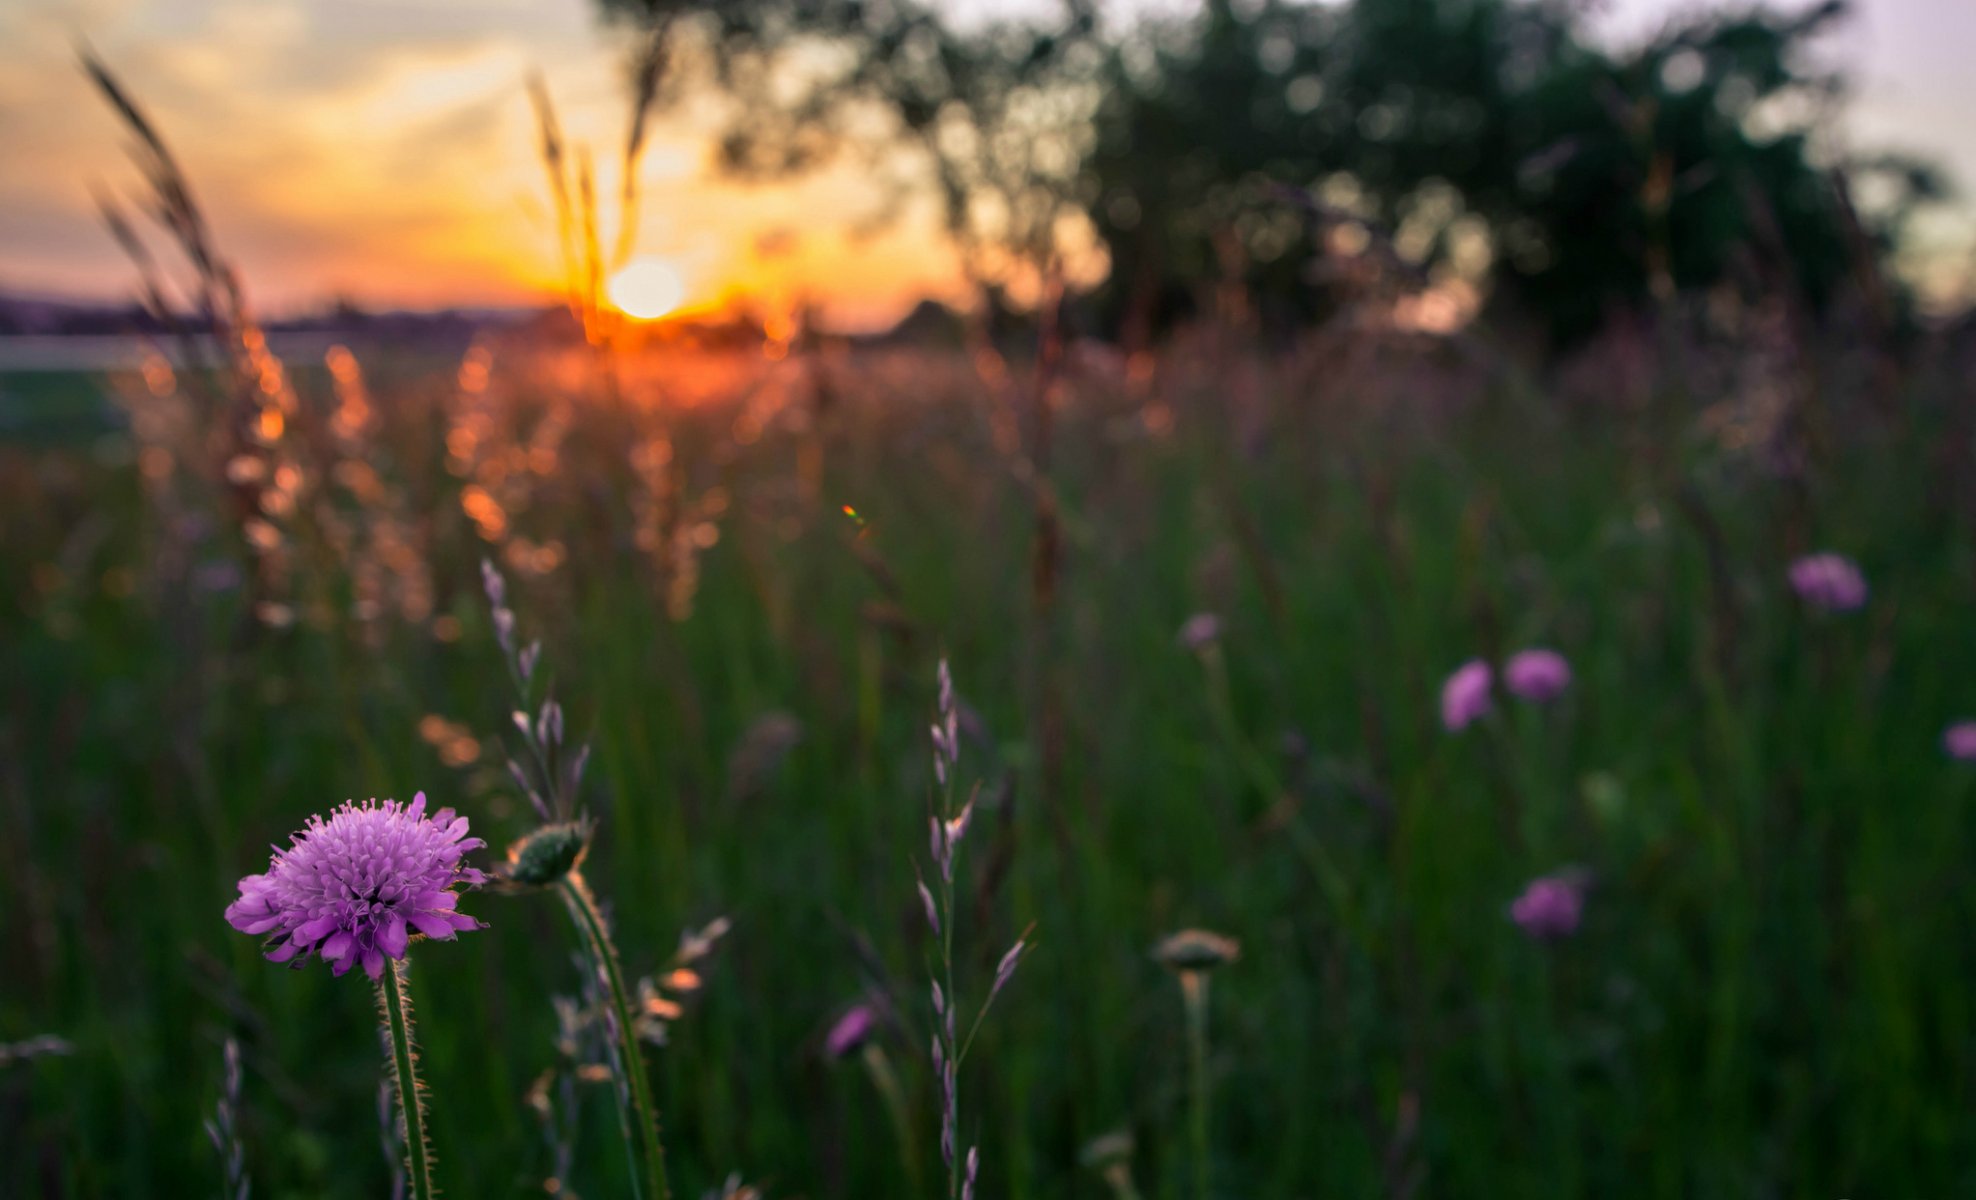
(7, 7, 1976, 1198)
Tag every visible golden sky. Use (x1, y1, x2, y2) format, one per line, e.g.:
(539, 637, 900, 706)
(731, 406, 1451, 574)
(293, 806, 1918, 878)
(2, 0, 978, 328)
(3, 0, 1973, 326)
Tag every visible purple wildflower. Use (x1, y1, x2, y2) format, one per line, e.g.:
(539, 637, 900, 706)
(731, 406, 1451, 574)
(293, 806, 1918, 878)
(1788, 553, 1868, 612)
(1944, 720, 1976, 763)
(824, 1004, 878, 1060)
(1440, 659, 1493, 731)
(1177, 612, 1222, 651)
(1509, 874, 1584, 940)
(1503, 648, 1571, 703)
(225, 793, 486, 980)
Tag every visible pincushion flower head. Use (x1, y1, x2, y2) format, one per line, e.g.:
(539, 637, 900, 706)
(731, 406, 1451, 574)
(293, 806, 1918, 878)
(1945, 721, 1976, 763)
(225, 793, 487, 980)
(1510, 872, 1586, 940)
(1504, 648, 1572, 703)
(1788, 553, 1868, 612)
(1440, 659, 1494, 731)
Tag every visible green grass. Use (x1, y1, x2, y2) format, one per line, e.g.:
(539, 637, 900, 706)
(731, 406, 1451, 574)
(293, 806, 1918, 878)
(2, 340, 1973, 1197)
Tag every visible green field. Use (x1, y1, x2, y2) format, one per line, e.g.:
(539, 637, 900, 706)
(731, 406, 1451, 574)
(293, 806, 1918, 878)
(3, 333, 1974, 1197)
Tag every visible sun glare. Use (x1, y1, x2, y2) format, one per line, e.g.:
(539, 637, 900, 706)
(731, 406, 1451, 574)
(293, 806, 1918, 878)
(608, 257, 687, 321)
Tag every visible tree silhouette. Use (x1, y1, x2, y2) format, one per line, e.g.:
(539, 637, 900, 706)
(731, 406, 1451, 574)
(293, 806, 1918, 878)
(592, 0, 1946, 344)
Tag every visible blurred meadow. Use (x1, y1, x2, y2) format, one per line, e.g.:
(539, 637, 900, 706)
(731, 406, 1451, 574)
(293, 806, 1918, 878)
(5, 1, 1976, 1197)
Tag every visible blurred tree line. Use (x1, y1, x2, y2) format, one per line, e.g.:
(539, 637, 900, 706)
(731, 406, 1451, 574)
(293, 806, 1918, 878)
(596, 0, 1946, 345)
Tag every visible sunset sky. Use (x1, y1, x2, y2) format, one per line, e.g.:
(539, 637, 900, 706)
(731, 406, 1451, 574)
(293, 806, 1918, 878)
(4, 0, 1972, 328)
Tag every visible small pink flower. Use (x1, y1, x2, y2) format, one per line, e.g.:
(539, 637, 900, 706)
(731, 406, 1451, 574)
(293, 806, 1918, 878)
(1788, 553, 1867, 612)
(1510, 873, 1584, 940)
(1503, 648, 1571, 703)
(1944, 721, 1976, 763)
(1440, 659, 1493, 731)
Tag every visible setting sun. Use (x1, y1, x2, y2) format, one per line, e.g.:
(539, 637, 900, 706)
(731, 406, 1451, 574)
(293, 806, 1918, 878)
(608, 257, 687, 321)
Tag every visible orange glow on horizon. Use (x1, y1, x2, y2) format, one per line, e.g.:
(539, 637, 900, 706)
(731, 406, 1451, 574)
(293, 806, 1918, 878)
(608, 257, 688, 321)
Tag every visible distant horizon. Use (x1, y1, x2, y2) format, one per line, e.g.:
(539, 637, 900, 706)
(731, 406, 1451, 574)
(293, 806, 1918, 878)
(0, 275, 985, 338)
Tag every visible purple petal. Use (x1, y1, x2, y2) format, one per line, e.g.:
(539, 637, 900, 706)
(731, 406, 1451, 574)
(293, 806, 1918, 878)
(240, 913, 286, 936)
(295, 913, 340, 945)
(411, 912, 459, 940)
(378, 913, 409, 959)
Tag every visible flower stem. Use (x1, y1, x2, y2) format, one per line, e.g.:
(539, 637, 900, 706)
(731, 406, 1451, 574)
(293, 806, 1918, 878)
(377, 958, 434, 1200)
(1182, 971, 1211, 1200)
(860, 1042, 923, 1194)
(558, 871, 671, 1200)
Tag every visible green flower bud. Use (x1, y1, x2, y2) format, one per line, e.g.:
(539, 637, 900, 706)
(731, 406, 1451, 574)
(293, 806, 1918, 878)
(501, 821, 590, 887)
(1152, 929, 1240, 973)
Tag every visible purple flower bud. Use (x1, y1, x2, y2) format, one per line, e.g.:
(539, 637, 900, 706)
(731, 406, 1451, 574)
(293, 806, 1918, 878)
(931, 980, 945, 1016)
(1503, 648, 1571, 703)
(519, 640, 541, 684)
(1440, 658, 1493, 731)
(1788, 552, 1868, 612)
(492, 606, 516, 653)
(1510, 873, 1584, 940)
(824, 1004, 877, 1059)
(480, 558, 506, 607)
(1945, 720, 1976, 762)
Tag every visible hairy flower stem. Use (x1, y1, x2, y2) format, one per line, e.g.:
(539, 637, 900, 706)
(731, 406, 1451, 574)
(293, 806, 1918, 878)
(377, 959, 433, 1200)
(558, 871, 671, 1200)
(1181, 971, 1211, 1200)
